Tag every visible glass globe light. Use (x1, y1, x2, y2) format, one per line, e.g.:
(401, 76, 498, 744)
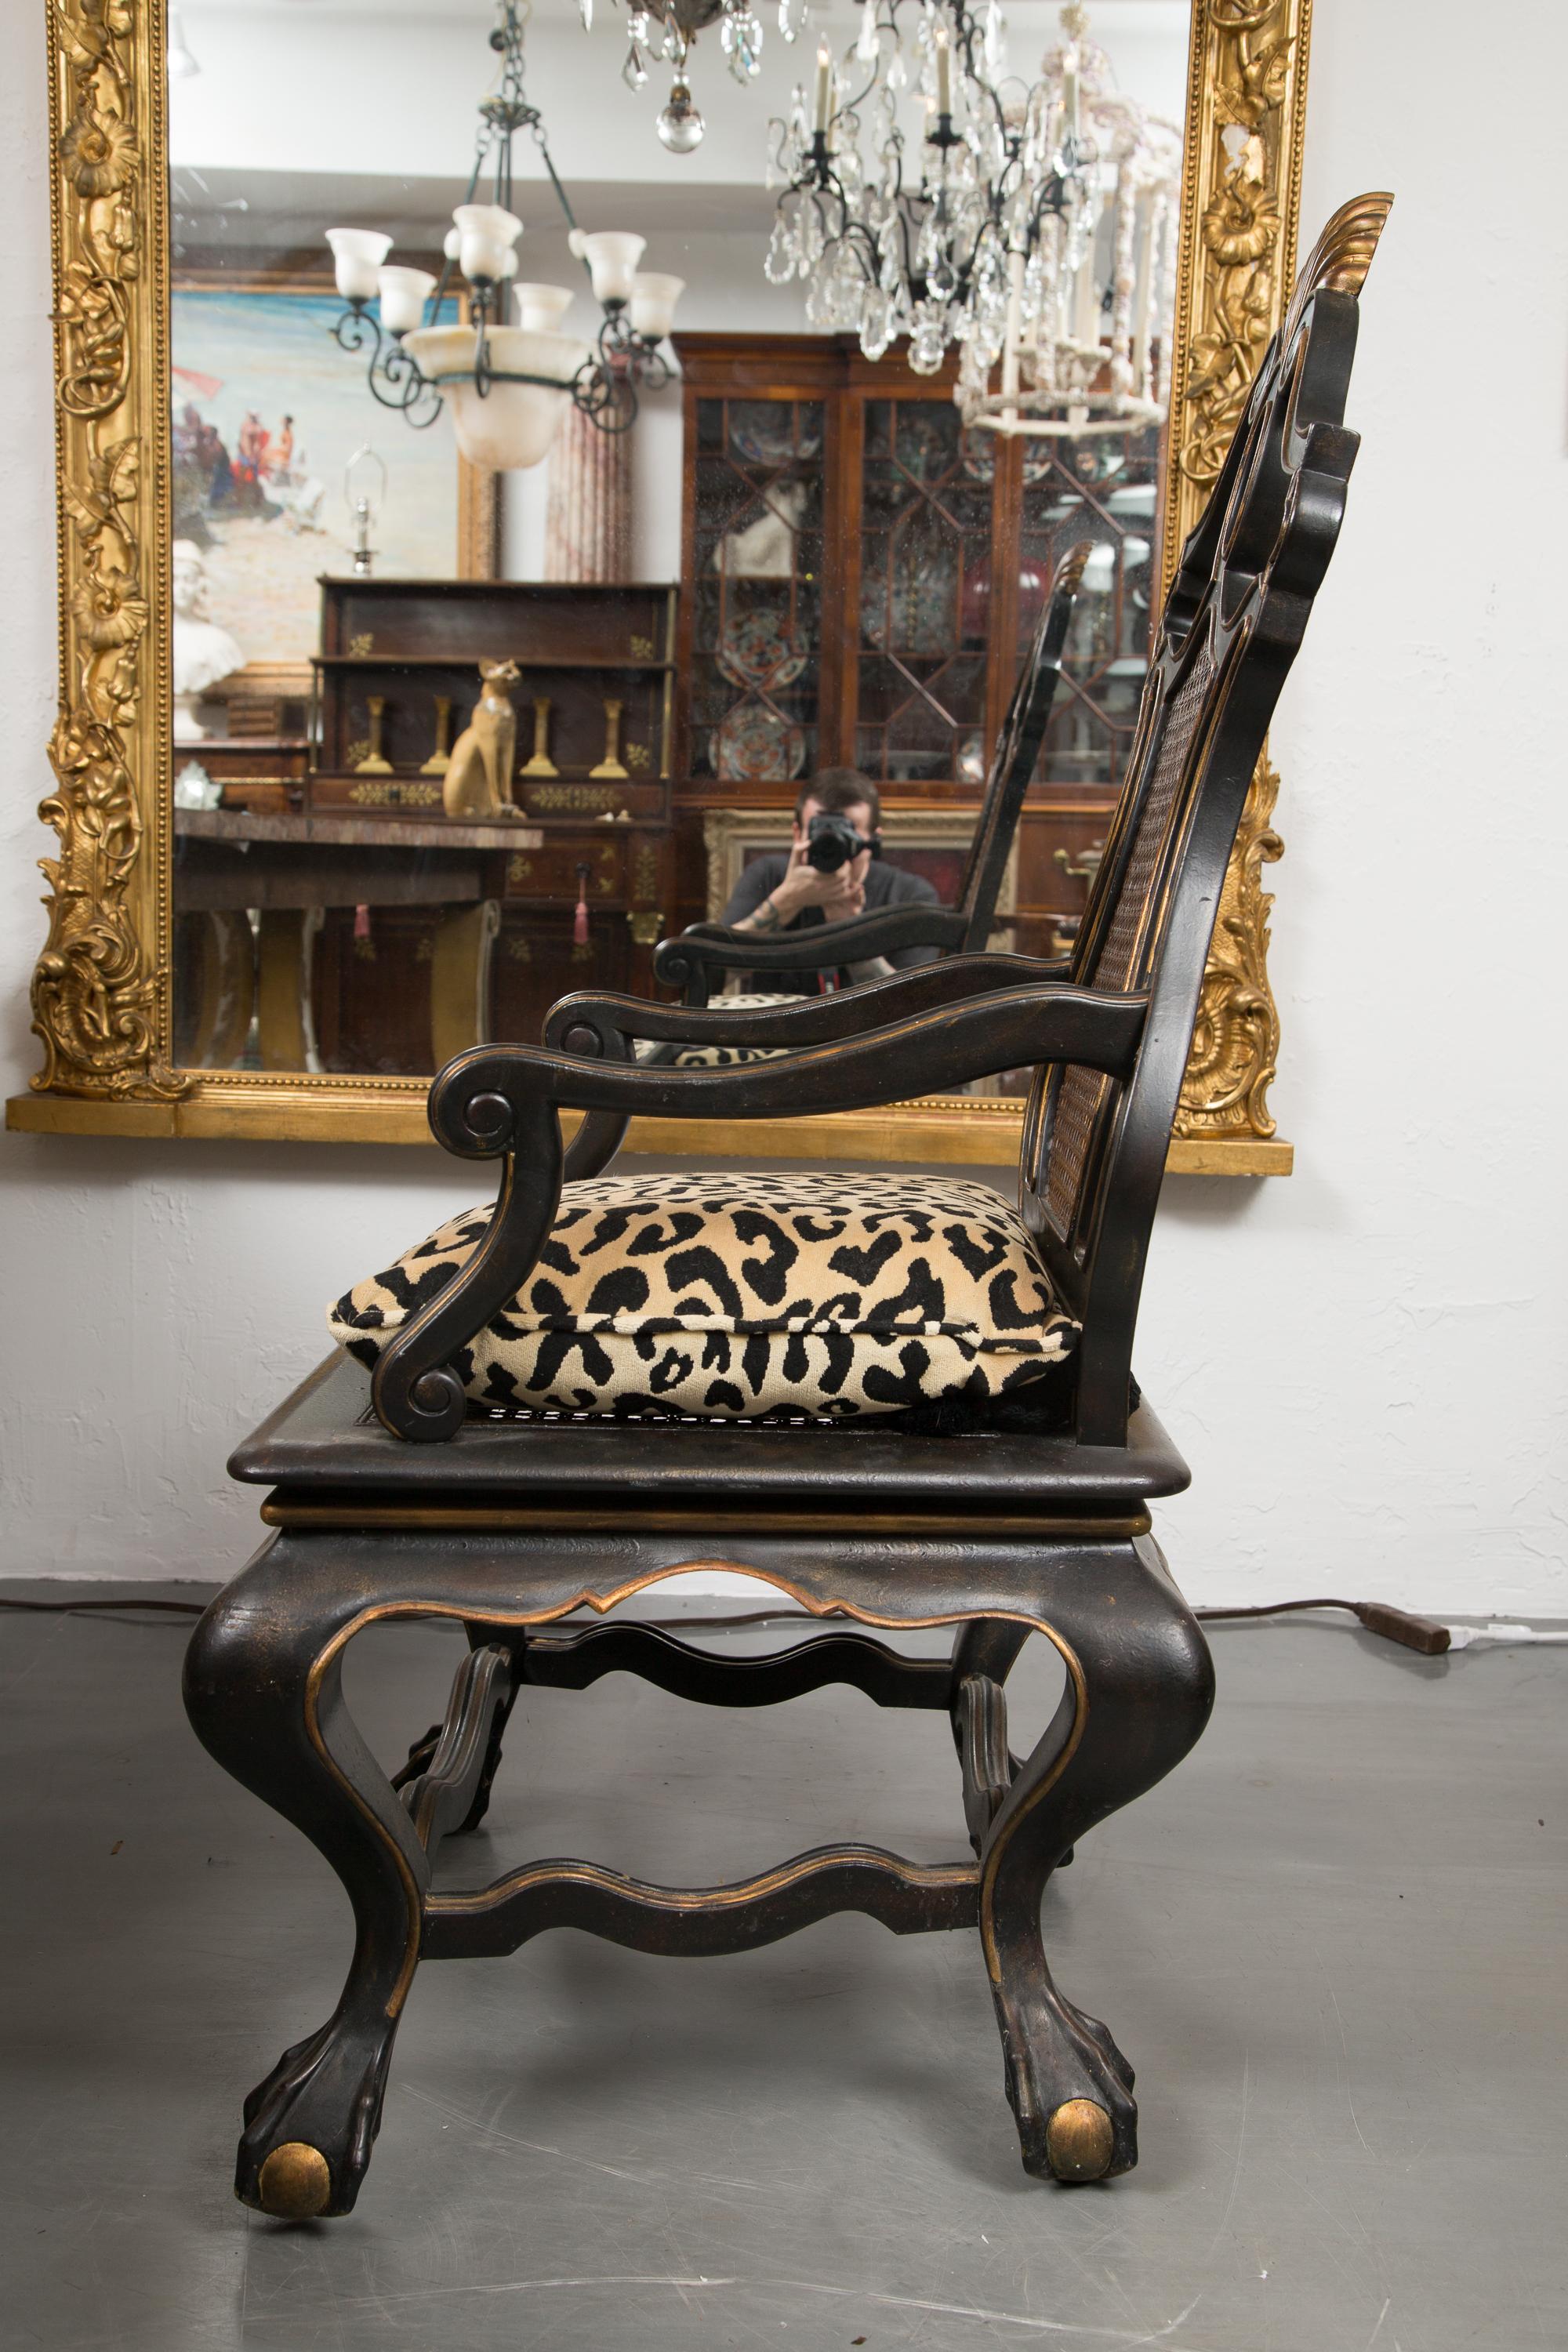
(656, 79, 706, 153)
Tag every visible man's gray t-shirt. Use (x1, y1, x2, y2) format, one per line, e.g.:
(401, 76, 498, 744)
(717, 852, 940, 994)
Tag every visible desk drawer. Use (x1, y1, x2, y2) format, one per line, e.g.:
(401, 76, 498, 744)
(503, 838, 626, 904)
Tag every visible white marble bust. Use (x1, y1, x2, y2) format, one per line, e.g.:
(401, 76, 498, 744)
(713, 481, 808, 580)
(172, 539, 245, 740)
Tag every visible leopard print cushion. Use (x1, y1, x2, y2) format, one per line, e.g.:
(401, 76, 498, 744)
(329, 1170, 1076, 1421)
(634, 995, 796, 1071)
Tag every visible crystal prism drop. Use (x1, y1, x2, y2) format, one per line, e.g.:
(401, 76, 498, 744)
(764, 211, 798, 284)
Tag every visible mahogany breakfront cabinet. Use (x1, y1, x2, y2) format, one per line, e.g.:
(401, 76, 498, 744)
(667, 332, 1166, 958)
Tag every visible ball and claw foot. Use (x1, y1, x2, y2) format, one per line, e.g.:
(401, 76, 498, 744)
(1046, 2100, 1116, 2182)
(255, 2142, 332, 2220)
(1000, 1991, 1138, 2183)
(237, 2016, 396, 2219)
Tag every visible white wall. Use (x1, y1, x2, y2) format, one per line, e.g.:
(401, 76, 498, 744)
(3, 0, 1566, 1610)
(169, 1, 1190, 191)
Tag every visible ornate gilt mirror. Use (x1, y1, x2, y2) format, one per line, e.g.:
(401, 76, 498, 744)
(12, 0, 1308, 1171)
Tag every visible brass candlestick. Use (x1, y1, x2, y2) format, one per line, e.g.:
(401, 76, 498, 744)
(590, 695, 630, 780)
(521, 696, 559, 778)
(353, 695, 393, 775)
(420, 695, 455, 775)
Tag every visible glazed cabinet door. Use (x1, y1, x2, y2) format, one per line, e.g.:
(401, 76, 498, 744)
(683, 389, 833, 797)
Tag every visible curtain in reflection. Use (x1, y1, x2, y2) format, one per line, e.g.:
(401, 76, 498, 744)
(544, 393, 631, 583)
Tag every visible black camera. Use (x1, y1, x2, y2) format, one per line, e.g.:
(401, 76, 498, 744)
(805, 813, 880, 873)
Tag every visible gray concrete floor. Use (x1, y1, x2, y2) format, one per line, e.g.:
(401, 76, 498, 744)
(0, 1581, 1563, 2352)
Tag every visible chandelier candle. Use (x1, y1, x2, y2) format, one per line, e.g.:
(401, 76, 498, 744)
(814, 42, 834, 132)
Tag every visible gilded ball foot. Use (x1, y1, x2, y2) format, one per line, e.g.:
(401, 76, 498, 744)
(1045, 2099, 1115, 2183)
(255, 2141, 332, 2220)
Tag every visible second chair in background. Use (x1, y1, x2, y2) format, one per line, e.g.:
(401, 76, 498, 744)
(652, 543, 1094, 1018)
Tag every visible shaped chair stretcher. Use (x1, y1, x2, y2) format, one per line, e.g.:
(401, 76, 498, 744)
(184, 194, 1391, 2220)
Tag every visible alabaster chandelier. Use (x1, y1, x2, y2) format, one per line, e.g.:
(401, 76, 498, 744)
(324, 0, 685, 469)
(766, 0, 1180, 436)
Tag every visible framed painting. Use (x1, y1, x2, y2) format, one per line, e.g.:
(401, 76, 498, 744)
(169, 278, 481, 685)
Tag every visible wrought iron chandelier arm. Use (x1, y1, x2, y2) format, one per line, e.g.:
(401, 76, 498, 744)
(949, 1, 1011, 143)
(334, 303, 443, 426)
(333, 304, 384, 362)
(571, 354, 637, 434)
(529, 119, 582, 242)
(378, 336, 445, 426)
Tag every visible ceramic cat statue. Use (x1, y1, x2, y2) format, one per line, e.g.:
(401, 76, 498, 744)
(442, 658, 524, 821)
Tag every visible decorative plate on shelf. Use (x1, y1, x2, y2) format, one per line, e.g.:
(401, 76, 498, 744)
(712, 699, 807, 782)
(880, 408, 957, 481)
(729, 405, 823, 467)
(860, 540, 959, 655)
(715, 607, 810, 694)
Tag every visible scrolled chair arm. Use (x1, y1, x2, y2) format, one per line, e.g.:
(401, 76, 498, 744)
(653, 902, 971, 1000)
(373, 972, 1148, 1444)
(545, 949, 1074, 1062)
(552, 951, 1071, 1185)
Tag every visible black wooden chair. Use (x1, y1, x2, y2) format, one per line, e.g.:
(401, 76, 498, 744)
(184, 194, 1388, 2221)
(651, 539, 1092, 1010)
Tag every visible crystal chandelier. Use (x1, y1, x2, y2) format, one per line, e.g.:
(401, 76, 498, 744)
(325, 1, 685, 470)
(764, 0, 1180, 436)
(606, 0, 808, 155)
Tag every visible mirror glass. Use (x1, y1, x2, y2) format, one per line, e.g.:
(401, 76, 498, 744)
(165, 0, 1190, 1101)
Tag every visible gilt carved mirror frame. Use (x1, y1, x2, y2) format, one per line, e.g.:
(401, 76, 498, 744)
(10, 0, 1310, 1171)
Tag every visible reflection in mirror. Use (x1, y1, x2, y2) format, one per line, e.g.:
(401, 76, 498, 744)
(165, 0, 1189, 1098)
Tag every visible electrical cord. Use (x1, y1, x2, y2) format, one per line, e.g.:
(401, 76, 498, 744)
(1191, 1597, 1450, 1653)
(0, 1595, 205, 1615)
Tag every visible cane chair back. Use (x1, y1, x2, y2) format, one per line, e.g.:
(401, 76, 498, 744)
(1018, 192, 1392, 1444)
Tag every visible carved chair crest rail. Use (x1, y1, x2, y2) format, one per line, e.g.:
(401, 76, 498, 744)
(183, 196, 1390, 2223)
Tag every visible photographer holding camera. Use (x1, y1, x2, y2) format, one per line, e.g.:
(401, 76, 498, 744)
(716, 768, 939, 994)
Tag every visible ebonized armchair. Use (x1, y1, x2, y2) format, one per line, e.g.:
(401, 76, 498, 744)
(184, 194, 1389, 2221)
(651, 540, 1091, 1009)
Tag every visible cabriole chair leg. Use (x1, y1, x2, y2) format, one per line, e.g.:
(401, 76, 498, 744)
(183, 1544, 429, 2219)
(978, 1541, 1214, 2181)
